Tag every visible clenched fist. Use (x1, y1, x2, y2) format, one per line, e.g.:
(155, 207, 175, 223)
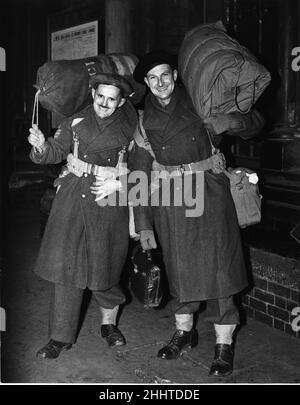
(139, 230, 157, 251)
(28, 124, 46, 153)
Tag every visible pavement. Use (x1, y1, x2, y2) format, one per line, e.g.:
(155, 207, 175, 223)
(1, 181, 300, 385)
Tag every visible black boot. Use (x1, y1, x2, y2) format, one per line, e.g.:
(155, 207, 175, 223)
(157, 329, 198, 360)
(209, 343, 234, 376)
(101, 324, 126, 347)
(36, 339, 72, 359)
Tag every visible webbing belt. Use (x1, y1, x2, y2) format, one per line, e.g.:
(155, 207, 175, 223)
(80, 161, 119, 177)
(66, 156, 121, 178)
(154, 153, 225, 176)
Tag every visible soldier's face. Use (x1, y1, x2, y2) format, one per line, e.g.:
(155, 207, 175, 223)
(92, 84, 125, 119)
(144, 64, 177, 106)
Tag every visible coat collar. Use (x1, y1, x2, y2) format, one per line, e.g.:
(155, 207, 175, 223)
(70, 104, 135, 152)
(70, 105, 100, 149)
(143, 85, 200, 143)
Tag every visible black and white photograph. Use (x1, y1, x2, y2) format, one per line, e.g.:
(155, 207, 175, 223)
(0, 0, 300, 392)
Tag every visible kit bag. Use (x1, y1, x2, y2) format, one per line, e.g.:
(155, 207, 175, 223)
(130, 245, 163, 308)
(205, 127, 262, 228)
(224, 167, 262, 229)
(34, 53, 145, 126)
(178, 20, 271, 119)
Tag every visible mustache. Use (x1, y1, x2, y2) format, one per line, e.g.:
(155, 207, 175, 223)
(97, 104, 109, 109)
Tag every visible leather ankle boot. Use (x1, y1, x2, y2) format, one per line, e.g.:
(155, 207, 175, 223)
(209, 343, 234, 376)
(36, 339, 72, 359)
(157, 329, 198, 360)
(101, 324, 126, 347)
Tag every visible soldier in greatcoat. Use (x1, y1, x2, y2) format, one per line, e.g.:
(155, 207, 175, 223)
(28, 73, 137, 359)
(132, 51, 264, 376)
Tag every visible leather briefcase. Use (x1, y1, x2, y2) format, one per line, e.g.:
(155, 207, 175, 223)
(130, 245, 163, 309)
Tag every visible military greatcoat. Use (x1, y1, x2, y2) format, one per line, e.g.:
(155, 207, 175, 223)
(132, 85, 263, 302)
(30, 102, 137, 290)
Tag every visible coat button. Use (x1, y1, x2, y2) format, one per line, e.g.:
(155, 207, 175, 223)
(83, 154, 87, 158)
(162, 146, 166, 150)
(82, 194, 86, 198)
(84, 173, 88, 177)
(107, 158, 111, 162)
(192, 137, 195, 141)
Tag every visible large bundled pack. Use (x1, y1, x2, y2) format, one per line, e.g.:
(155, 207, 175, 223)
(179, 21, 267, 229)
(178, 21, 271, 118)
(34, 53, 145, 126)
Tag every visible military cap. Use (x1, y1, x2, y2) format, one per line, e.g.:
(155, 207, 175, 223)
(133, 51, 177, 84)
(90, 73, 134, 97)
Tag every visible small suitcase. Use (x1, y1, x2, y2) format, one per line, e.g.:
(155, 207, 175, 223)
(130, 245, 163, 309)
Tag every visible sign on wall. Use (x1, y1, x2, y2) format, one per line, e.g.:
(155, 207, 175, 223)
(51, 20, 98, 61)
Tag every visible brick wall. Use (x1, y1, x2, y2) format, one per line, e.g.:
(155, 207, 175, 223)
(242, 275, 300, 339)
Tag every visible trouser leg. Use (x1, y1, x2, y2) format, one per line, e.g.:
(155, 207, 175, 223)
(92, 284, 125, 325)
(49, 283, 84, 344)
(205, 296, 239, 344)
(205, 296, 239, 324)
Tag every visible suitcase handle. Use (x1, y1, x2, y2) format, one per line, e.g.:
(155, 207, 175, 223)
(131, 244, 153, 263)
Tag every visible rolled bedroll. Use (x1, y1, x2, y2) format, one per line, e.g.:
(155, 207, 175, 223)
(34, 53, 145, 122)
(178, 21, 271, 118)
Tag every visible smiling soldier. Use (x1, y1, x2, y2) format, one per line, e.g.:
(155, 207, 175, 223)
(132, 51, 264, 376)
(28, 73, 137, 359)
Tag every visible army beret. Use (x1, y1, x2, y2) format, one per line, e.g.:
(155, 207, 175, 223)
(90, 73, 134, 97)
(133, 51, 177, 84)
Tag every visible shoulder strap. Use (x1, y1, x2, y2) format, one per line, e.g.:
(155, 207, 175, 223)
(204, 126, 218, 155)
(70, 118, 84, 159)
(204, 125, 228, 174)
(133, 110, 156, 160)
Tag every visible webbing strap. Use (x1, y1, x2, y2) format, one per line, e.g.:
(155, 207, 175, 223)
(31, 89, 41, 128)
(31, 89, 41, 152)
